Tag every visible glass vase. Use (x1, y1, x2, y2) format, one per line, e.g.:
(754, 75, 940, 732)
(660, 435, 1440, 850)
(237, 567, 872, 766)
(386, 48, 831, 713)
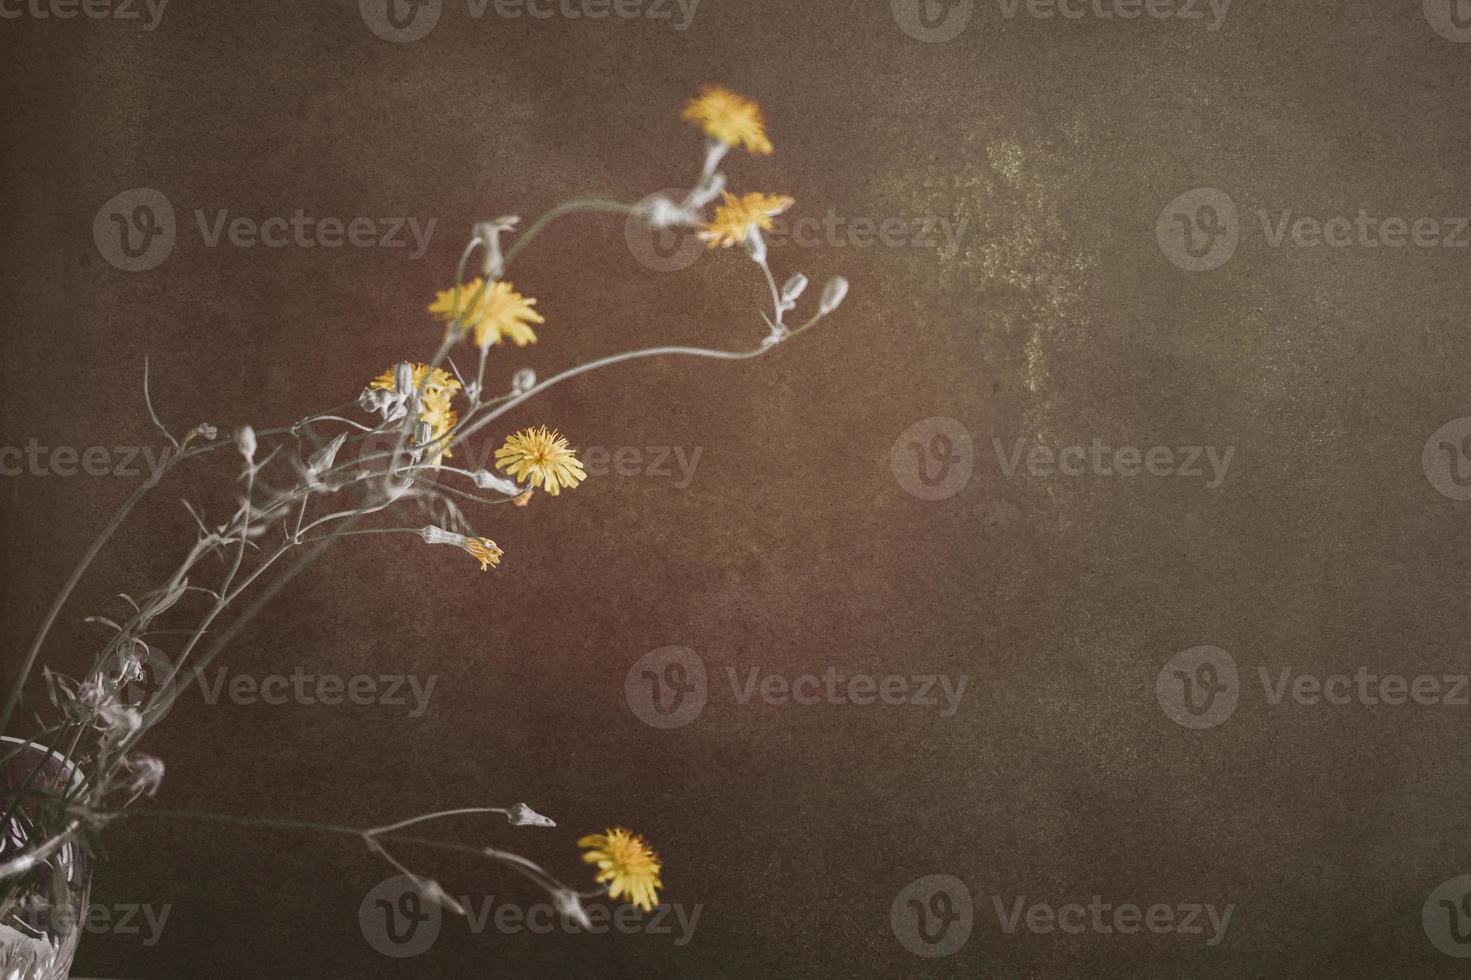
(0, 735, 91, 980)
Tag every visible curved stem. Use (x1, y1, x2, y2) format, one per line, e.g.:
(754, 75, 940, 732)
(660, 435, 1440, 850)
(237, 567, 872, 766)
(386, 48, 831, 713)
(2, 465, 172, 737)
(502, 200, 633, 271)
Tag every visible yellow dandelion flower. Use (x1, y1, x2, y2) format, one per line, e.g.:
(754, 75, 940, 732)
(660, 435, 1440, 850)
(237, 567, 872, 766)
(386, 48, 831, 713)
(426, 279, 487, 329)
(368, 363, 461, 396)
(682, 86, 773, 155)
(463, 537, 503, 571)
(699, 191, 795, 249)
(578, 828, 663, 912)
(494, 426, 586, 497)
(429, 278, 544, 348)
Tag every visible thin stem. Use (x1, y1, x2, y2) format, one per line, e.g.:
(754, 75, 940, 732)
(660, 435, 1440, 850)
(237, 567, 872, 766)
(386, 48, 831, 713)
(365, 807, 512, 837)
(3, 465, 172, 737)
(502, 200, 633, 271)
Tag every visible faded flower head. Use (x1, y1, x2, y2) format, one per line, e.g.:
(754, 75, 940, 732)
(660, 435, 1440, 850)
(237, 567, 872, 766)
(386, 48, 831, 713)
(429, 277, 544, 349)
(578, 827, 663, 912)
(369, 363, 461, 397)
(114, 753, 165, 802)
(421, 525, 502, 571)
(506, 802, 556, 828)
(367, 364, 462, 465)
(683, 85, 773, 155)
(463, 537, 503, 571)
(495, 426, 585, 497)
(700, 192, 794, 249)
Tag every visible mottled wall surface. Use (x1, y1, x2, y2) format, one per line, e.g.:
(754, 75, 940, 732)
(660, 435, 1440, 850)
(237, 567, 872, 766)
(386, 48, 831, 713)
(4, 0, 1471, 976)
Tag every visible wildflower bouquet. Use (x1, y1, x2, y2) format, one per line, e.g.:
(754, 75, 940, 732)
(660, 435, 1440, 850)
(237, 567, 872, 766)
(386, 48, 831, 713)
(0, 86, 848, 975)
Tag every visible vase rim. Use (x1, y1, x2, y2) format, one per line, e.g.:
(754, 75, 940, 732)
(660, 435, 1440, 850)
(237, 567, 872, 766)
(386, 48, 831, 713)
(1, 735, 85, 792)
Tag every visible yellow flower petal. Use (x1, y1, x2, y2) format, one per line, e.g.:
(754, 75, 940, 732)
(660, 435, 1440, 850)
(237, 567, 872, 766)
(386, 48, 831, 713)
(682, 85, 773, 155)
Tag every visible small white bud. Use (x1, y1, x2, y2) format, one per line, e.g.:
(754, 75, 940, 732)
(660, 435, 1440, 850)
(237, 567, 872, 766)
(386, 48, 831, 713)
(512, 368, 536, 395)
(819, 276, 850, 315)
(780, 273, 808, 308)
(308, 433, 348, 475)
(237, 425, 257, 463)
(475, 216, 519, 280)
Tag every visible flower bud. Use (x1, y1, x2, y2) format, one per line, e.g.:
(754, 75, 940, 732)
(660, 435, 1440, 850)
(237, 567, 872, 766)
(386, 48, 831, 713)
(237, 425, 257, 463)
(819, 276, 850, 315)
(476, 216, 519, 280)
(308, 432, 348, 475)
(780, 273, 809, 306)
(394, 362, 415, 396)
(512, 368, 536, 395)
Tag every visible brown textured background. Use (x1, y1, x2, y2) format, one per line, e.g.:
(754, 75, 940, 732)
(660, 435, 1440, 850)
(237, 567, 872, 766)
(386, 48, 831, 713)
(5, 0, 1471, 976)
